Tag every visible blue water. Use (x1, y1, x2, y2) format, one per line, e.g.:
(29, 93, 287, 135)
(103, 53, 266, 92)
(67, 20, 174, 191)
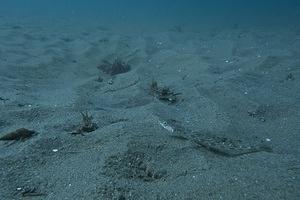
(1, 0, 300, 29)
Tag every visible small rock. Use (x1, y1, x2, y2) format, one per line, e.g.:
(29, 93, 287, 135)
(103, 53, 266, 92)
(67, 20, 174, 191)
(108, 79, 114, 85)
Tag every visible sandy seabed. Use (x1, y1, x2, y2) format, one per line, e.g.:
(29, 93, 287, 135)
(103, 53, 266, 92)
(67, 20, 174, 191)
(0, 17, 299, 200)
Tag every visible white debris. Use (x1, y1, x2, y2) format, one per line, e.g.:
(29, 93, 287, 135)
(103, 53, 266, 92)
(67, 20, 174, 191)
(159, 121, 174, 133)
(265, 138, 271, 142)
(52, 149, 58, 152)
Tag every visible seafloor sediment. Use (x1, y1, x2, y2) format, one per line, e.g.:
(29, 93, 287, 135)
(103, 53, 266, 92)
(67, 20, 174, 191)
(0, 17, 299, 200)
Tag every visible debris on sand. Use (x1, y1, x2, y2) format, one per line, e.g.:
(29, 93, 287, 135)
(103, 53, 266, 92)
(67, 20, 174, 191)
(247, 105, 271, 122)
(96, 76, 104, 82)
(0, 96, 9, 102)
(159, 121, 174, 133)
(21, 187, 46, 197)
(97, 58, 131, 76)
(70, 111, 98, 135)
(149, 80, 181, 104)
(0, 128, 36, 141)
(286, 73, 295, 81)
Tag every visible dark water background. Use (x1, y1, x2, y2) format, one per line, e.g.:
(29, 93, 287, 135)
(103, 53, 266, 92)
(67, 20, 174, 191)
(1, 0, 300, 30)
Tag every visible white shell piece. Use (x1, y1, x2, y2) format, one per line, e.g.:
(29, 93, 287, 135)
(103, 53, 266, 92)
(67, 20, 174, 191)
(159, 121, 174, 133)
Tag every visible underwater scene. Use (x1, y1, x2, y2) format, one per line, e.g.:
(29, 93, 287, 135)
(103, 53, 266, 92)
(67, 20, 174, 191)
(0, 0, 299, 199)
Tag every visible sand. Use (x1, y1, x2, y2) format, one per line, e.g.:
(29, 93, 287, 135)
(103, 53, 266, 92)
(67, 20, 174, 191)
(0, 16, 299, 200)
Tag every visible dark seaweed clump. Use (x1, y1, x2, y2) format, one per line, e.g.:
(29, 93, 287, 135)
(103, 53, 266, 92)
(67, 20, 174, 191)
(149, 80, 180, 104)
(71, 111, 98, 135)
(0, 128, 36, 141)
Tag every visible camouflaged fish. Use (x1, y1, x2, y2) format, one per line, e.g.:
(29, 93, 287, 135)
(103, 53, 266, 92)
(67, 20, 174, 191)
(161, 119, 273, 157)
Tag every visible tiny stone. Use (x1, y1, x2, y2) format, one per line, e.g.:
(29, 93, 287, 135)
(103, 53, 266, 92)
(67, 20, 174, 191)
(108, 79, 113, 85)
